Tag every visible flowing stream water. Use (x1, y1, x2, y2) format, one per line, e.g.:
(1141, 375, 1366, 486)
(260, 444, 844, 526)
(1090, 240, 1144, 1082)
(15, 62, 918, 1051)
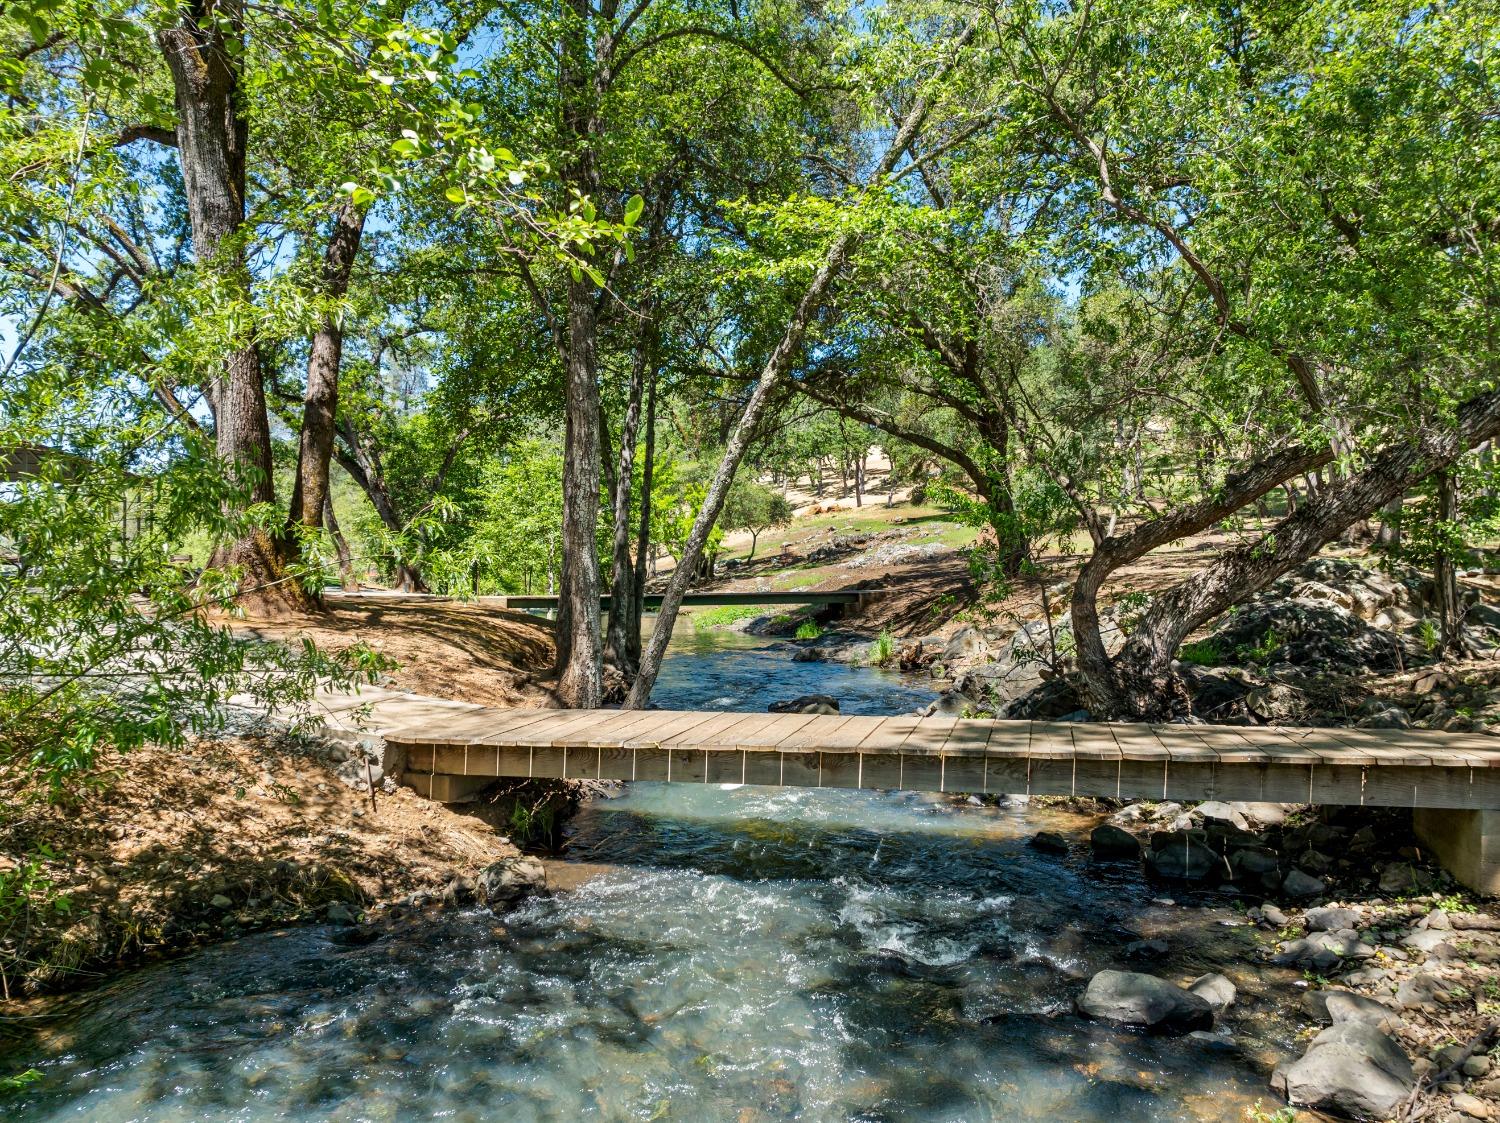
(2, 628, 1298, 1122)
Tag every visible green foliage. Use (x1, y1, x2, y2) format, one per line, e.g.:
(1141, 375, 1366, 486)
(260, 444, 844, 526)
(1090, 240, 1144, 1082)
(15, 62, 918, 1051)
(0, 370, 388, 792)
(869, 630, 896, 666)
(1236, 629, 1284, 666)
(794, 621, 823, 641)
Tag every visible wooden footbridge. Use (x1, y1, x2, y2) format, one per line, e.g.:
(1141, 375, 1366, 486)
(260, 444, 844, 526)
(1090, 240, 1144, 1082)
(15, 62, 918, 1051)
(307, 690, 1500, 892)
(390, 707, 1500, 810)
(407, 708, 1500, 893)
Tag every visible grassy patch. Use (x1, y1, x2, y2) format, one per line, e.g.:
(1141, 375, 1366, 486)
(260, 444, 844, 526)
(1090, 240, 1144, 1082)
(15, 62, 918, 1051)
(1178, 640, 1223, 667)
(795, 620, 823, 640)
(869, 629, 896, 666)
(688, 604, 766, 629)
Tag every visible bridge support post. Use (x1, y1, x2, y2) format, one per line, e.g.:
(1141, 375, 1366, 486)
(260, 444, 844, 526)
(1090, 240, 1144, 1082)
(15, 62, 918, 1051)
(403, 773, 494, 804)
(1413, 808, 1500, 895)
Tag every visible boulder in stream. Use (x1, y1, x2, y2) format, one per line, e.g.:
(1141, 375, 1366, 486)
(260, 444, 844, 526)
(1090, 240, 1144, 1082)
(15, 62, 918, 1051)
(477, 856, 547, 906)
(1076, 969, 1214, 1032)
(1090, 824, 1142, 860)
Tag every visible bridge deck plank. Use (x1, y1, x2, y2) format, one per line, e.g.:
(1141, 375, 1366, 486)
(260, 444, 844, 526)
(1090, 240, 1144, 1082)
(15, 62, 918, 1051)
(620, 710, 723, 748)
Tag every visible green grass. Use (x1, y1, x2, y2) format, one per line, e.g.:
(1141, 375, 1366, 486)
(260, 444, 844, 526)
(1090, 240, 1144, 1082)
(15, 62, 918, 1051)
(688, 604, 765, 629)
(1178, 640, 1223, 667)
(869, 629, 896, 666)
(795, 620, 823, 640)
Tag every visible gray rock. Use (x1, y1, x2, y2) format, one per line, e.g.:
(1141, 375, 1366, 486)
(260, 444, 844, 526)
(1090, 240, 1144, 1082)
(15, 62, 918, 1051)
(1228, 846, 1280, 880)
(1358, 705, 1412, 730)
(1232, 801, 1291, 828)
(1306, 906, 1363, 932)
(1421, 908, 1451, 931)
(1147, 833, 1225, 881)
(324, 901, 357, 924)
(1076, 970, 1214, 1032)
(768, 694, 840, 715)
(1326, 992, 1401, 1033)
(1399, 929, 1452, 954)
(1090, 824, 1143, 859)
(1282, 868, 1326, 897)
(1187, 972, 1237, 1012)
(1272, 1021, 1414, 1120)
(1378, 862, 1434, 895)
(1273, 931, 1374, 967)
(476, 856, 546, 906)
(1394, 972, 1453, 1012)
(335, 756, 384, 791)
(1261, 904, 1290, 927)
(1195, 801, 1249, 829)
(210, 894, 232, 909)
(1124, 938, 1169, 959)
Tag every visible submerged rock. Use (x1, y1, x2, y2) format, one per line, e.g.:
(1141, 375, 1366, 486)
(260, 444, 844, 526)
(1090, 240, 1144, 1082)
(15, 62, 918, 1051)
(476, 856, 546, 906)
(767, 694, 840, 715)
(1272, 1020, 1414, 1120)
(1076, 969, 1214, 1033)
(1028, 831, 1070, 855)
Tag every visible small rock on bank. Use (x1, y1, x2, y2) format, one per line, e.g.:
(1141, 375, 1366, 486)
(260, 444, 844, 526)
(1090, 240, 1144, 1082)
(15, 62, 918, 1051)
(1272, 1020, 1414, 1120)
(476, 856, 547, 906)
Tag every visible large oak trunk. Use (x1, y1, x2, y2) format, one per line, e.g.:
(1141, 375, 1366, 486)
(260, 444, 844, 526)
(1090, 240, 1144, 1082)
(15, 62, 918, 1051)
(160, 2, 311, 617)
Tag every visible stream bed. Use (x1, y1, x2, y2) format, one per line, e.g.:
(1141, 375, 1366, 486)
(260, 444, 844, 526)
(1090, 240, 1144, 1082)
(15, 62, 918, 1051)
(1, 631, 1301, 1122)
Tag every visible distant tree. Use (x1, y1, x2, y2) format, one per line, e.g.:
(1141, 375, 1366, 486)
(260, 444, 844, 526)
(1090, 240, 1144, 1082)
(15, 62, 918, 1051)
(723, 480, 794, 562)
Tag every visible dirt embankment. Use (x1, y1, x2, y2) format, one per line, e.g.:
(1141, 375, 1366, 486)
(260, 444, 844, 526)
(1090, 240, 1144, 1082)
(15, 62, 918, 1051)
(0, 734, 536, 1003)
(237, 599, 561, 706)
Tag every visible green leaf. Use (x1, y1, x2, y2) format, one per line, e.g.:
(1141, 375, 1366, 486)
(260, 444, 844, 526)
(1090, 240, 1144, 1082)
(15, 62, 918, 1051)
(444, 185, 467, 204)
(623, 194, 645, 227)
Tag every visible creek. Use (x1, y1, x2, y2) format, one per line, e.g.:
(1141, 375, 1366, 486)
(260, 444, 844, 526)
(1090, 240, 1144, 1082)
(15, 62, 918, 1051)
(1, 629, 1298, 1122)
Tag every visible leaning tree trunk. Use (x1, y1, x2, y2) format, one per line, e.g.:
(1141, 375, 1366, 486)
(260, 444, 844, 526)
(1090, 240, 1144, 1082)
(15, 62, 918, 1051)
(1078, 390, 1500, 719)
(322, 494, 357, 590)
(289, 201, 364, 540)
(625, 233, 854, 707)
(628, 367, 658, 669)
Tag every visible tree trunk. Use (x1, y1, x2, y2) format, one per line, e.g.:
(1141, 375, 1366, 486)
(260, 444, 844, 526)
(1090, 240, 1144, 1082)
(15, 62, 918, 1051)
(625, 233, 854, 707)
(747, 529, 759, 561)
(159, 5, 311, 618)
(322, 493, 356, 590)
(629, 367, 657, 669)
(1433, 469, 1467, 657)
(604, 313, 654, 675)
(289, 201, 364, 536)
(554, 272, 604, 706)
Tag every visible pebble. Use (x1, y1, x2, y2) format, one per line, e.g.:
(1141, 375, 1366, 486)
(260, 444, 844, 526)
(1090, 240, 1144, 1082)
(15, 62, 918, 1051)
(1462, 1055, 1493, 1077)
(210, 894, 232, 909)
